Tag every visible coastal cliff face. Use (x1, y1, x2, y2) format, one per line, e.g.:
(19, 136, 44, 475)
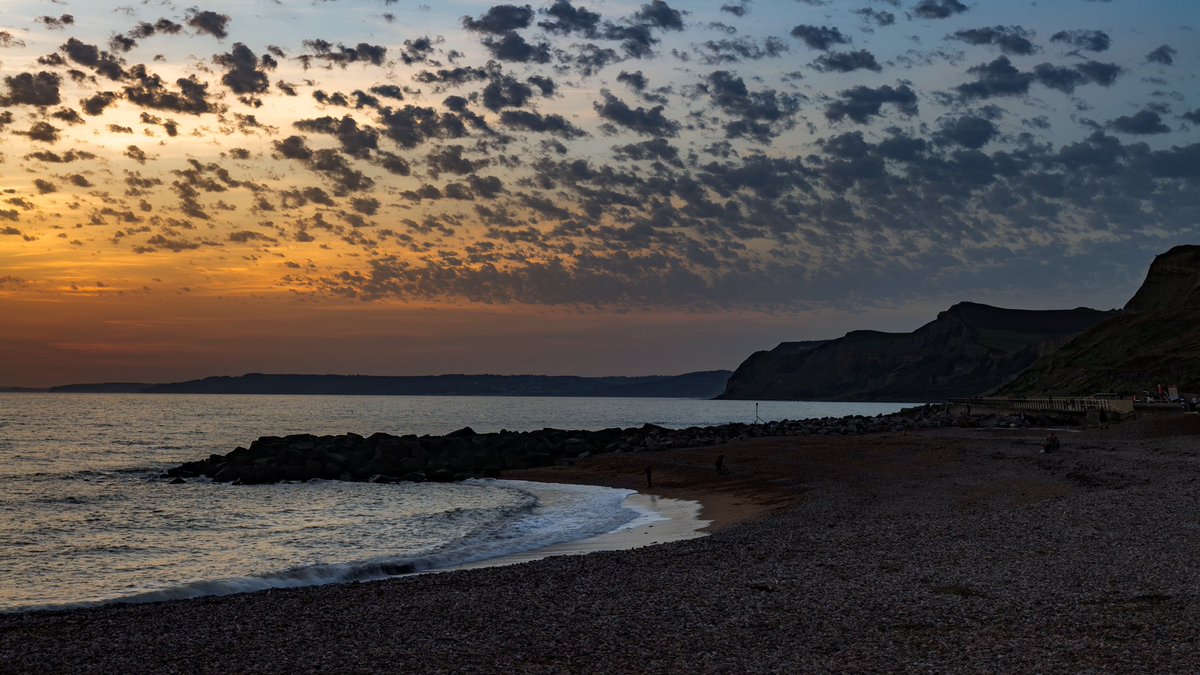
(1001, 245, 1200, 396)
(719, 303, 1116, 401)
(1123, 245, 1200, 313)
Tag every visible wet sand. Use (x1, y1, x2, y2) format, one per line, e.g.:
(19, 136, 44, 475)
(3, 414, 1200, 673)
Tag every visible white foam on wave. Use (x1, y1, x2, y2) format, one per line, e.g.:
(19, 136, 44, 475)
(9, 479, 666, 613)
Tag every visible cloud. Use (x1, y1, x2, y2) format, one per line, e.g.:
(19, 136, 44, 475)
(500, 110, 586, 138)
(855, 8, 895, 27)
(480, 32, 552, 63)
(594, 91, 680, 136)
(186, 9, 230, 40)
(1108, 110, 1170, 135)
(482, 75, 533, 111)
(538, 0, 602, 36)
(695, 37, 788, 64)
(790, 25, 848, 51)
(1049, 29, 1110, 52)
(912, 0, 968, 20)
(825, 84, 918, 123)
(937, 115, 999, 148)
(124, 66, 218, 115)
(813, 49, 882, 73)
(463, 5, 534, 33)
(214, 43, 273, 95)
(36, 15, 74, 30)
(634, 1, 685, 31)
(1146, 44, 1176, 66)
(1, 72, 62, 107)
(950, 26, 1036, 55)
(702, 71, 801, 141)
(955, 56, 1033, 99)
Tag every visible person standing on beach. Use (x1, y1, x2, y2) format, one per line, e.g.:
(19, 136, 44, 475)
(644, 465, 652, 489)
(715, 455, 729, 475)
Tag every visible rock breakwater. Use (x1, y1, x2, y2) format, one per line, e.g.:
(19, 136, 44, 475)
(165, 405, 1040, 485)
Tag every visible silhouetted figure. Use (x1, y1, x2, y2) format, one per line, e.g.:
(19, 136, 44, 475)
(715, 455, 729, 475)
(644, 466, 652, 489)
(1098, 409, 1109, 429)
(1042, 432, 1060, 454)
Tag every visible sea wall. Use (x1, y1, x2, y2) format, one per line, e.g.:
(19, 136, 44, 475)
(165, 405, 1043, 485)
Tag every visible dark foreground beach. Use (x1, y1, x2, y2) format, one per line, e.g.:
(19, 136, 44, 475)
(3, 414, 1199, 673)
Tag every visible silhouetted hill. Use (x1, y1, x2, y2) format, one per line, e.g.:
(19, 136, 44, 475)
(719, 302, 1116, 401)
(49, 371, 733, 398)
(1001, 245, 1200, 396)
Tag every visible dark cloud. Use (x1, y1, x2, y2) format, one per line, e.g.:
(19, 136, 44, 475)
(499, 110, 586, 138)
(25, 149, 96, 163)
(480, 32, 552, 63)
(703, 71, 800, 141)
(186, 9, 231, 40)
(950, 26, 1036, 55)
(719, 2, 750, 17)
(825, 84, 918, 123)
(912, 0, 968, 20)
(855, 8, 895, 27)
(789, 25, 849, 51)
(0, 31, 27, 48)
(1183, 109, 1200, 125)
(294, 115, 379, 158)
(124, 66, 218, 115)
(1108, 110, 1170, 135)
(1, 72, 61, 107)
(612, 137, 680, 165)
(938, 115, 998, 148)
(696, 37, 788, 64)
(462, 5, 534, 33)
(300, 40, 388, 68)
(414, 66, 492, 88)
(539, 0, 602, 36)
(813, 49, 882, 73)
(21, 122, 60, 143)
(426, 145, 484, 178)
(594, 91, 679, 136)
(955, 56, 1034, 99)
(376, 105, 471, 149)
(1031, 63, 1086, 94)
(36, 15, 74, 30)
(214, 43, 273, 95)
(1146, 44, 1176, 66)
(1074, 60, 1121, 87)
(482, 75, 533, 111)
(634, 1, 685, 31)
(1049, 29, 1110, 52)
(616, 70, 648, 92)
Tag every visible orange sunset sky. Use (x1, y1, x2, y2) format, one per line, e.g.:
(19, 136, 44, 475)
(1, 0, 1197, 387)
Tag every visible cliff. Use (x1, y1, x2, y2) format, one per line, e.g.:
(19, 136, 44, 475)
(1123, 245, 1200, 313)
(719, 303, 1116, 401)
(1001, 245, 1200, 396)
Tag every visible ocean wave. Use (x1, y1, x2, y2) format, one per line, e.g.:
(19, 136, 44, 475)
(6, 481, 646, 613)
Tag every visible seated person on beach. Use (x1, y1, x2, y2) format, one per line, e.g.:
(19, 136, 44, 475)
(1043, 433, 1060, 453)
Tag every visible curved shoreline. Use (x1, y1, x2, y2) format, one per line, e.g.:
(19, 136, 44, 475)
(444, 486, 711, 573)
(7, 416, 1200, 672)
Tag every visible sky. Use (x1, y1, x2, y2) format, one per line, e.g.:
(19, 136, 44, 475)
(0, 0, 1197, 387)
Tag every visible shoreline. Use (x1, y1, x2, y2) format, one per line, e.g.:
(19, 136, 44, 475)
(5, 414, 1200, 672)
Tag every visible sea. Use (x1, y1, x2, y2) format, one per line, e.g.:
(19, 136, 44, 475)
(0, 394, 912, 613)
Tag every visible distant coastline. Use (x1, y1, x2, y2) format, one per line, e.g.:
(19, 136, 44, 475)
(5, 371, 733, 399)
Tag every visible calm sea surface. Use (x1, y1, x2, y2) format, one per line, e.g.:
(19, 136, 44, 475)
(0, 394, 911, 612)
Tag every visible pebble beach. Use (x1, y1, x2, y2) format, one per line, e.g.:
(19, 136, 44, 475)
(3, 413, 1199, 673)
